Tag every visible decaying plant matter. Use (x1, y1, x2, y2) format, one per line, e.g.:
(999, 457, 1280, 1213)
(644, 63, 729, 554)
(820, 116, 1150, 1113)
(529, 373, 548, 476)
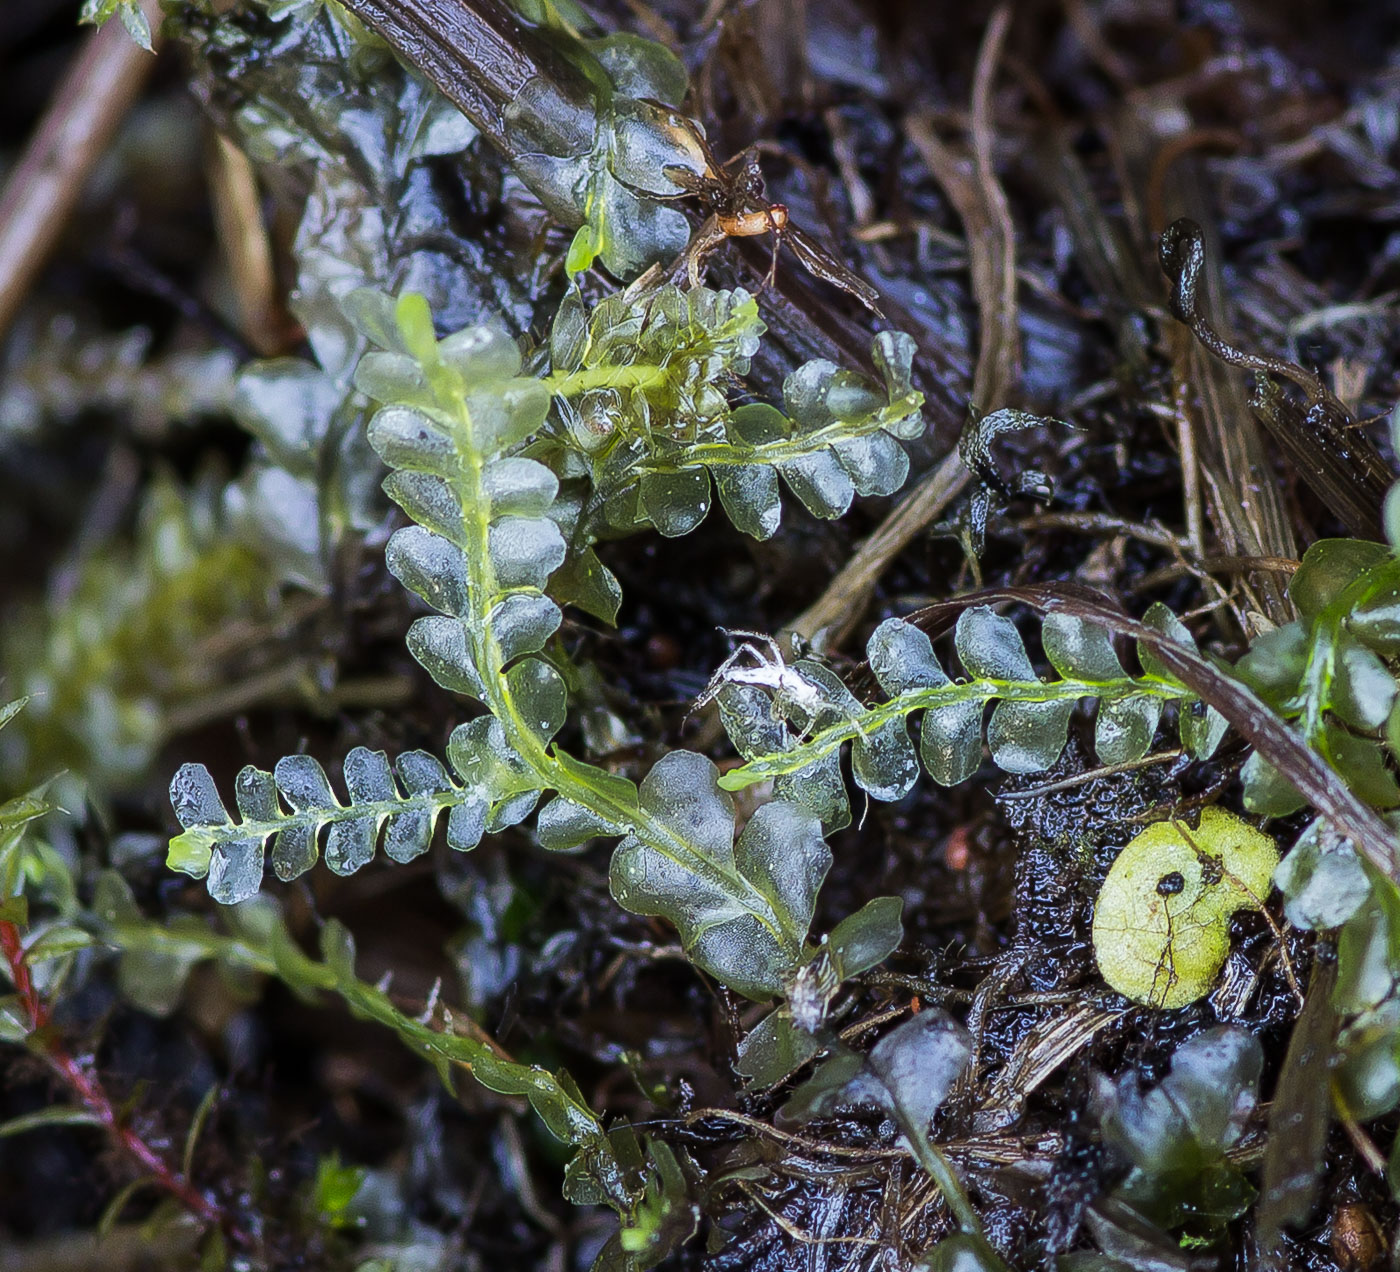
(4, 1, 1400, 1270)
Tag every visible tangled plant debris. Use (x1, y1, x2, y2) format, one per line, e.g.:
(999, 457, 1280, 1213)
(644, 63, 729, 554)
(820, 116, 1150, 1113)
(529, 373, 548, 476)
(4, 1, 1400, 1270)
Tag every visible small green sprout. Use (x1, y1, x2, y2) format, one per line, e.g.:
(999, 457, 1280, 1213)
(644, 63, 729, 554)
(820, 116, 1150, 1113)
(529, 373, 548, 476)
(1092, 808, 1279, 1009)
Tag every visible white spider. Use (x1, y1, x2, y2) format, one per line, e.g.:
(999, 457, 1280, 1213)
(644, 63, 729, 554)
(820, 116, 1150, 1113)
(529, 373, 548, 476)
(694, 629, 837, 730)
(786, 945, 840, 1033)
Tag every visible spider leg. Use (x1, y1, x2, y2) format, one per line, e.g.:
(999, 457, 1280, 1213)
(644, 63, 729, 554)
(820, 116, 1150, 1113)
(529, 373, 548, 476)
(685, 214, 727, 289)
(719, 629, 789, 669)
(693, 640, 768, 712)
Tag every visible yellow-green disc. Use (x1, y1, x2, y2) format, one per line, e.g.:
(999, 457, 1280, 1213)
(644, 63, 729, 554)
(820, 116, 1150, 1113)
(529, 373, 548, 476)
(1091, 807, 1279, 1009)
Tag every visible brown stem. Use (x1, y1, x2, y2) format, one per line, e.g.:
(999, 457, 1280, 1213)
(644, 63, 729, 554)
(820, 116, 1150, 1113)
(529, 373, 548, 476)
(0, 0, 163, 342)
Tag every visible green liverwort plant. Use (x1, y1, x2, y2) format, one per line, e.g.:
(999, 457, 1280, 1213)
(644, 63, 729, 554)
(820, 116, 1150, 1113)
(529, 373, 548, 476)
(168, 288, 915, 1001)
(1236, 537, 1400, 812)
(715, 605, 1225, 826)
(163, 289, 926, 1250)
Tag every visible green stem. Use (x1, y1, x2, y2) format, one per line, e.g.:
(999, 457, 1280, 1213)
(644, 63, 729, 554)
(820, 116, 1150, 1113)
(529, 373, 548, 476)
(444, 363, 788, 950)
(721, 676, 1193, 790)
(544, 363, 672, 396)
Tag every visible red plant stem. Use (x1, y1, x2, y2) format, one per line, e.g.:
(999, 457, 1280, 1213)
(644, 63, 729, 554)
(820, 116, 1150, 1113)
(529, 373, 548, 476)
(0, 919, 245, 1243)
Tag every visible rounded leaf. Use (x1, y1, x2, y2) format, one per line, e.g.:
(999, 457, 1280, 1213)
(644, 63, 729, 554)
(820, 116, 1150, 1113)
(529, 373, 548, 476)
(387, 526, 470, 616)
(506, 657, 567, 744)
(778, 451, 855, 519)
(920, 702, 984, 786)
(406, 616, 485, 697)
(1275, 818, 1372, 931)
(1290, 539, 1390, 621)
(640, 467, 711, 537)
(851, 718, 920, 801)
(867, 618, 948, 697)
(714, 463, 781, 540)
(986, 699, 1073, 774)
(1092, 809, 1280, 1008)
(1096, 695, 1162, 766)
(488, 516, 566, 590)
(1041, 613, 1125, 682)
(955, 607, 1036, 682)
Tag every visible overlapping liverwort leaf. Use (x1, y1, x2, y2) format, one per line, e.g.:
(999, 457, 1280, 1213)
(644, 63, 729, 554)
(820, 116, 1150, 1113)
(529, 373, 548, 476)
(958, 608, 1072, 774)
(1229, 540, 1400, 813)
(168, 742, 526, 903)
(1094, 1027, 1262, 1233)
(1043, 612, 1163, 765)
(609, 753, 830, 999)
(536, 284, 920, 545)
(718, 604, 1202, 805)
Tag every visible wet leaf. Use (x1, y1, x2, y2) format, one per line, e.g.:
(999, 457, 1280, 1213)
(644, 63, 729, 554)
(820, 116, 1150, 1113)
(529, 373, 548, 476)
(639, 467, 711, 537)
(864, 1010, 974, 1139)
(1042, 613, 1126, 682)
(1096, 695, 1163, 766)
(955, 606, 1035, 682)
(736, 1009, 823, 1090)
(1241, 751, 1308, 818)
(713, 463, 782, 540)
(1290, 539, 1390, 622)
(986, 698, 1074, 774)
(609, 753, 828, 999)
(1333, 872, 1400, 1016)
(868, 618, 950, 695)
(1275, 819, 1372, 931)
(851, 718, 920, 800)
(777, 449, 855, 519)
(1096, 1027, 1262, 1231)
(828, 895, 904, 979)
(1257, 956, 1338, 1260)
(1178, 697, 1229, 762)
(1135, 602, 1196, 686)
(921, 702, 985, 786)
(1234, 623, 1308, 707)
(1329, 639, 1394, 731)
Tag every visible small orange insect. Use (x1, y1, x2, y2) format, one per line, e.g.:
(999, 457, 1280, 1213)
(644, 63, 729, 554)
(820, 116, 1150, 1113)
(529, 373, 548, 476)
(654, 114, 884, 317)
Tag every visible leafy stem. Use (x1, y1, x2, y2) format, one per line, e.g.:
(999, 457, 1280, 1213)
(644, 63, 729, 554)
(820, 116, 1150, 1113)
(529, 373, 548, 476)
(89, 877, 640, 1215)
(720, 671, 1194, 791)
(397, 295, 789, 950)
(1235, 539, 1400, 813)
(166, 286, 915, 1003)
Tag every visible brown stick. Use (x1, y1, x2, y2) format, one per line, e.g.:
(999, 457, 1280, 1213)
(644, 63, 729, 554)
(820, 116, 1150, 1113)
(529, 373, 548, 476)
(206, 131, 301, 357)
(0, 0, 163, 342)
(787, 5, 1015, 649)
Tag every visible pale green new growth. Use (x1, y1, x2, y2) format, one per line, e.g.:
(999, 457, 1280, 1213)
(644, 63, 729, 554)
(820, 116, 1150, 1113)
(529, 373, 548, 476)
(538, 283, 923, 549)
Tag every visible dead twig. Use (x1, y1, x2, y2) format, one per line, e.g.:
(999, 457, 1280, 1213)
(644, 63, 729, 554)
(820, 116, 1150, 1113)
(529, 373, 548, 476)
(0, 0, 163, 342)
(788, 5, 1016, 649)
(206, 131, 301, 356)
